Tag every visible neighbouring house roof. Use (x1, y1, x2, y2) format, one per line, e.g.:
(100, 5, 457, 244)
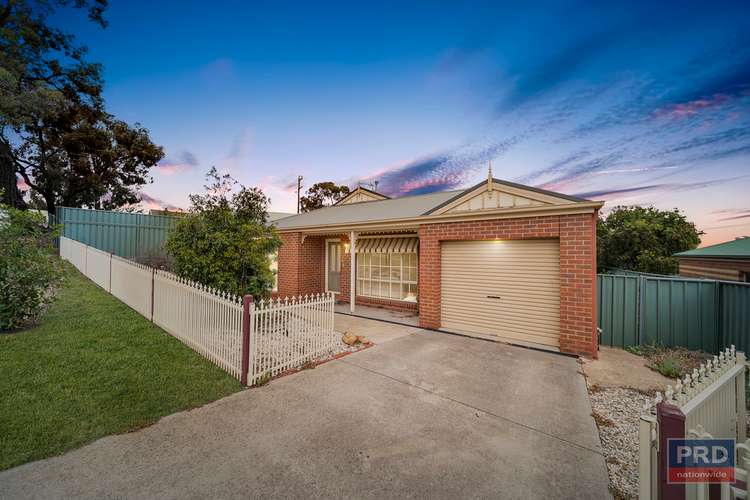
(274, 177, 601, 232)
(675, 237, 750, 260)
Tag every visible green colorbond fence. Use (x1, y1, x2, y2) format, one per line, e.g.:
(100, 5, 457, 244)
(598, 273, 750, 354)
(55, 206, 178, 258)
(597, 274, 639, 348)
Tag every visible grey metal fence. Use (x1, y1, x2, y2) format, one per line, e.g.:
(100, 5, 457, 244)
(55, 206, 179, 259)
(598, 272, 750, 353)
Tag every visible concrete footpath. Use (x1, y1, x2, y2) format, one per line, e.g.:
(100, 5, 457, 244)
(0, 320, 610, 499)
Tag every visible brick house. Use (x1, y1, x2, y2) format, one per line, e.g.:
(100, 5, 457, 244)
(273, 175, 603, 358)
(675, 236, 750, 282)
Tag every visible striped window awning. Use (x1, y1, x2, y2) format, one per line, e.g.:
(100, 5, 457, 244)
(356, 237, 419, 254)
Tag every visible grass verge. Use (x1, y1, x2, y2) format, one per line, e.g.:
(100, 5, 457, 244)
(0, 263, 242, 471)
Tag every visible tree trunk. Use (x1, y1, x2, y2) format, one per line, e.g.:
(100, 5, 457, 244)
(44, 189, 56, 216)
(0, 140, 27, 209)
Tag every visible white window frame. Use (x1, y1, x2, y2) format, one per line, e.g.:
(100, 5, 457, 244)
(356, 252, 418, 302)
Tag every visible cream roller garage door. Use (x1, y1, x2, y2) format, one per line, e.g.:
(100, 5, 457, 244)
(441, 239, 560, 348)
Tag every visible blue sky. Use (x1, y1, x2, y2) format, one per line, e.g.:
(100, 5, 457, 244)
(55, 0, 750, 245)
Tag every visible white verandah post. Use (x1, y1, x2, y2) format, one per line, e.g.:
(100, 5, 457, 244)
(350, 231, 356, 313)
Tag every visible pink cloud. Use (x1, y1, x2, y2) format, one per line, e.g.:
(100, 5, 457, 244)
(654, 93, 731, 120)
(157, 150, 199, 176)
(139, 193, 184, 212)
(16, 178, 29, 191)
(157, 163, 189, 175)
(398, 174, 464, 194)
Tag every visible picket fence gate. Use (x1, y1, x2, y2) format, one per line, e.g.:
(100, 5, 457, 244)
(59, 236, 337, 385)
(639, 346, 748, 499)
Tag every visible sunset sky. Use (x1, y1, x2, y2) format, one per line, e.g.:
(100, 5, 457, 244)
(55, 0, 750, 245)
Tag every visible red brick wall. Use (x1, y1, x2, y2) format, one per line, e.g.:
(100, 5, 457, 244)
(679, 257, 750, 281)
(277, 233, 325, 298)
(417, 213, 598, 358)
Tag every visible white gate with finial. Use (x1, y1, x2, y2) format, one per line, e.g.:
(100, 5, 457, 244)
(639, 346, 748, 500)
(248, 293, 337, 385)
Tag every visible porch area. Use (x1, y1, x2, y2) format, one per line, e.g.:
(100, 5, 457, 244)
(334, 301, 420, 327)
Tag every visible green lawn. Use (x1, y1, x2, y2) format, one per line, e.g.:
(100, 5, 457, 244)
(0, 263, 243, 471)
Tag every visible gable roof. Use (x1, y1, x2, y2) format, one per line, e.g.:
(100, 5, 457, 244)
(275, 190, 461, 230)
(334, 186, 390, 205)
(274, 178, 601, 231)
(424, 178, 589, 215)
(675, 237, 750, 259)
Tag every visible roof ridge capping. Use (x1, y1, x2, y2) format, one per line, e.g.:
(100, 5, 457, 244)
(422, 177, 595, 215)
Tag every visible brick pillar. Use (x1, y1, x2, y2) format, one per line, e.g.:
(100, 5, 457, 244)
(558, 213, 597, 358)
(418, 225, 440, 329)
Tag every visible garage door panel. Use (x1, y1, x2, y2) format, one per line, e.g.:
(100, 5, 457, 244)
(442, 310, 560, 333)
(441, 283, 560, 298)
(441, 297, 560, 317)
(441, 272, 560, 283)
(444, 319, 560, 347)
(441, 239, 560, 348)
(441, 306, 560, 330)
(440, 291, 561, 307)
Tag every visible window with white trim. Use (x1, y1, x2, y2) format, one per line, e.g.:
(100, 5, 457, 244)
(356, 253, 418, 302)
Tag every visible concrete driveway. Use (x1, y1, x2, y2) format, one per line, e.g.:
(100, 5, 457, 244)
(0, 316, 609, 499)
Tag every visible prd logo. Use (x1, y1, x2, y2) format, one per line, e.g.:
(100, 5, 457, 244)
(668, 439, 735, 484)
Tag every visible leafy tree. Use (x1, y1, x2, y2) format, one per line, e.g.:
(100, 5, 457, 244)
(597, 206, 702, 274)
(300, 181, 350, 212)
(166, 168, 281, 297)
(0, 202, 63, 330)
(0, 0, 164, 214)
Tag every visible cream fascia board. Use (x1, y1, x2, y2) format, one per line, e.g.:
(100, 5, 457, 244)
(429, 181, 576, 216)
(277, 201, 604, 234)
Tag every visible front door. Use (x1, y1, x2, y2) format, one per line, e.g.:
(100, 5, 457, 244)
(326, 240, 342, 293)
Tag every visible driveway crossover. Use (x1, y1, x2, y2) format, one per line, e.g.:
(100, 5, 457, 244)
(0, 320, 610, 499)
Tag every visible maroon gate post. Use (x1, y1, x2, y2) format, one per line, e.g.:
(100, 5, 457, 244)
(658, 401, 686, 500)
(240, 295, 253, 386)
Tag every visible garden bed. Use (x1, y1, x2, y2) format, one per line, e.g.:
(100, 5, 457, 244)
(589, 385, 652, 499)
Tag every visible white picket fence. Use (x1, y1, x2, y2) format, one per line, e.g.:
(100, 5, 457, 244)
(59, 236, 337, 385)
(639, 346, 748, 500)
(250, 294, 337, 384)
(153, 271, 245, 379)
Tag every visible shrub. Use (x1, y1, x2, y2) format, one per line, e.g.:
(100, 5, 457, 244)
(0, 206, 63, 330)
(649, 356, 683, 379)
(165, 168, 281, 298)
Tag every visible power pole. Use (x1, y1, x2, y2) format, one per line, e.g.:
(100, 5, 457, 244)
(296, 175, 303, 214)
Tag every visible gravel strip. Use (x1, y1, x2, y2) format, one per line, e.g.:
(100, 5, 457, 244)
(589, 387, 652, 499)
